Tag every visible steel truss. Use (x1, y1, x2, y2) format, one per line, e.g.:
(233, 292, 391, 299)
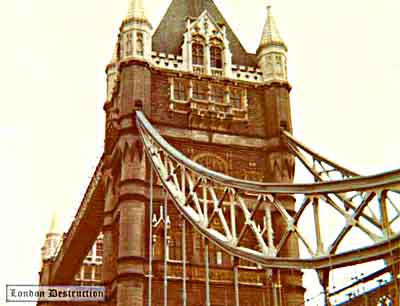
(136, 111, 400, 272)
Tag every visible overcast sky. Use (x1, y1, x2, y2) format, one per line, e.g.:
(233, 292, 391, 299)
(1, 0, 399, 305)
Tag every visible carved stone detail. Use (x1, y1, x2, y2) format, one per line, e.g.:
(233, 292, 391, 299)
(118, 138, 146, 181)
(193, 153, 228, 174)
(268, 152, 295, 182)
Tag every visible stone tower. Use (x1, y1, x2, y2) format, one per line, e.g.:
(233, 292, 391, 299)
(39, 213, 62, 288)
(102, 1, 303, 305)
(257, 6, 289, 83)
(41, 213, 62, 261)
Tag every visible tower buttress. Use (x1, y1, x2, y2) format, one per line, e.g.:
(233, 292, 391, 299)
(257, 6, 288, 83)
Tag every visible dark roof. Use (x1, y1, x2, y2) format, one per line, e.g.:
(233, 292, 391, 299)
(152, 0, 256, 66)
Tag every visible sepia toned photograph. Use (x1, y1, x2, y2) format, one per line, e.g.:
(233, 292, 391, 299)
(1, 0, 399, 305)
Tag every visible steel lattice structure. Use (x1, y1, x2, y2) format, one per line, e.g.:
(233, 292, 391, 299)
(136, 111, 400, 304)
(37, 1, 400, 305)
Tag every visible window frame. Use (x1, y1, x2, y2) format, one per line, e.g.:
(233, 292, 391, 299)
(210, 85, 225, 104)
(125, 32, 132, 56)
(136, 32, 144, 56)
(192, 81, 208, 101)
(230, 88, 242, 109)
(173, 79, 187, 101)
(210, 46, 223, 69)
(192, 42, 205, 66)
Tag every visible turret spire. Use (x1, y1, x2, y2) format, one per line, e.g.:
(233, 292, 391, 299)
(126, 0, 146, 20)
(256, 5, 288, 82)
(259, 5, 287, 51)
(118, 0, 152, 62)
(49, 212, 61, 234)
(41, 212, 63, 261)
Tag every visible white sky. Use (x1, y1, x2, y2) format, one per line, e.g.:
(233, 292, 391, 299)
(0, 0, 399, 305)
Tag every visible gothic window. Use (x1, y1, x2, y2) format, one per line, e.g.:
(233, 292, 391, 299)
(192, 43, 204, 66)
(216, 251, 223, 265)
(96, 241, 103, 257)
(230, 88, 242, 109)
(173, 79, 187, 101)
(94, 265, 101, 280)
(267, 63, 273, 76)
(125, 32, 132, 56)
(276, 54, 283, 75)
(136, 32, 144, 56)
(153, 233, 164, 259)
(169, 235, 182, 260)
(210, 85, 224, 103)
(194, 154, 227, 174)
(210, 46, 223, 69)
(83, 266, 92, 280)
(192, 81, 208, 101)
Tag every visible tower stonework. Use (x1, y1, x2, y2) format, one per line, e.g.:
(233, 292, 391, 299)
(37, 1, 304, 305)
(102, 1, 304, 306)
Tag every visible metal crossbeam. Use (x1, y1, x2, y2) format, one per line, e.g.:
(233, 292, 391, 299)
(136, 110, 400, 274)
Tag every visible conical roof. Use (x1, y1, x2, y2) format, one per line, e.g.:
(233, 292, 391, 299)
(126, 0, 146, 20)
(48, 212, 62, 234)
(258, 6, 287, 51)
(152, 0, 256, 66)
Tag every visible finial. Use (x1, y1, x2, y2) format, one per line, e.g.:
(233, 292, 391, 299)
(127, 0, 146, 20)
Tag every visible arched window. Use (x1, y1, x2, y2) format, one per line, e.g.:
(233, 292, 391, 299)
(125, 32, 132, 56)
(136, 32, 144, 56)
(192, 43, 204, 66)
(210, 46, 223, 69)
(194, 153, 228, 174)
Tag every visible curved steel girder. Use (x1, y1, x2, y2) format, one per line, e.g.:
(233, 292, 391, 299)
(136, 111, 400, 270)
(282, 130, 360, 178)
(136, 112, 400, 194)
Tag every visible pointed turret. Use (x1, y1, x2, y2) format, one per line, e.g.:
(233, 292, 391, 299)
(49, 212, 61, 234)
(257, 6, 288, 82)
(127, 0, 146, 20)
(120, 0, 152, 61)
(41, 212, 63, 261)
(259, 6, 287, 51)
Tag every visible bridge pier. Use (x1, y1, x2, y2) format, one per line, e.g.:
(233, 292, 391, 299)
(102, 165, 118, 305)
(102, 127, 149, 306)
(116, 197, 147, 306)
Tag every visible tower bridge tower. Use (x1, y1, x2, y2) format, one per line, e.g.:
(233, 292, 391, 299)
(102, 1, 303, 305)
(40, 1, 304, 305)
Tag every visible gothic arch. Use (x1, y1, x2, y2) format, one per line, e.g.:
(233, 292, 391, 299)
(193, 153, 228, 174)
